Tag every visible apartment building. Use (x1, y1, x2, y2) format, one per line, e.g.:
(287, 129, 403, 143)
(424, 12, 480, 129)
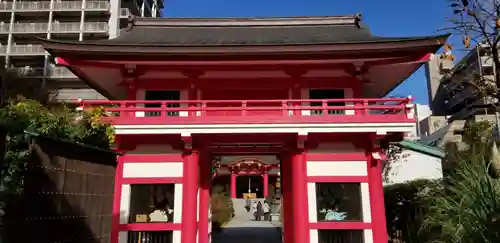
(0, 0, 163, 101)
(425, 44, 496, 121)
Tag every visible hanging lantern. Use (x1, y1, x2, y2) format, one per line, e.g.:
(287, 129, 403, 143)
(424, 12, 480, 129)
(463, 35, 471, 48)
(490, 142, 500, 178)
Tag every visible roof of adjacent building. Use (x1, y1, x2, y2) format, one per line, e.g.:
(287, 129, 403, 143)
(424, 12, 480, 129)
(41, 14, 449, 54)
(397, 139, 446, 158)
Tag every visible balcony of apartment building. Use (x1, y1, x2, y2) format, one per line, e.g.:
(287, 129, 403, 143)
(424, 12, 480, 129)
(0, 1, 109, 13)
(0, 20, 107, 37)
(7, 65, 77, 79)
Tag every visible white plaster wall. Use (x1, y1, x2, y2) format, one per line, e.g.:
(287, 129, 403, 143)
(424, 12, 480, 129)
(172, 230, 181, 243)
(174, 184, 183, 223)
(384, 150, 443, 185)
(308, 228, 374, 243)
(360, 183, 372, 223)
(122, 163, 183, 178)
(128, 144, 180, 154)
(119, 185, 131, 224)
(364, 229, 374, 243)
(118, 231, 128, 243)
(307, 161, 367, 176)
(310, 229, 319, 243)
(307, 183, 318, 223)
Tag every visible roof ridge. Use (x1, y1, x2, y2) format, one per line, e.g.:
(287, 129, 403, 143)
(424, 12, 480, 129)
(127, 14, 363, 29)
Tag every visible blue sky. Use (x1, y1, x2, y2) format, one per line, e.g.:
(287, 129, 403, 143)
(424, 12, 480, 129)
(162, 0, 453, 105)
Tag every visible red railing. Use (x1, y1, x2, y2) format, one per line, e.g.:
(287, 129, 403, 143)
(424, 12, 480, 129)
(76, 98, 414, 125)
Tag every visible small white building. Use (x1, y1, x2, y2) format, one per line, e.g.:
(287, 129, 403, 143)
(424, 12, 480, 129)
(384, 140, 445, 186)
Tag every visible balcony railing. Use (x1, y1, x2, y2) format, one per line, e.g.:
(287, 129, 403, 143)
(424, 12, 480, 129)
(12, 23, 48, 33)
(15, 1, 51, 11)
(0, 2, 13, 11)
(10, 44, 46, 55)
(77, 98, 415, 125)
(0, 1, 109, 11)
(49, 22, 108, 32)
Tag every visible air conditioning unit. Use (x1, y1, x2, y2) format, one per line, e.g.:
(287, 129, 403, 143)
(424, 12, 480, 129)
(119, 8, 130, 18)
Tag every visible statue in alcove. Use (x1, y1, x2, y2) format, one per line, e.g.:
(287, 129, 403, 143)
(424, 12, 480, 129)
(147, 185, 175, 222)
(317, 184, 348, 221)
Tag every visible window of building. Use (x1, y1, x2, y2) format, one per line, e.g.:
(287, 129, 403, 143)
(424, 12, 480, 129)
(145, 90, 181, 117)
(309, 89, 345, 115)
(483, 66, 494, 76)
(316, 183, 362, 222)
(129, 184, 176, 223)
(318, 230, 364, 243)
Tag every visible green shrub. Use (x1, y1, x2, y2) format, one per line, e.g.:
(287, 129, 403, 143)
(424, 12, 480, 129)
(210, 185, 233, 227)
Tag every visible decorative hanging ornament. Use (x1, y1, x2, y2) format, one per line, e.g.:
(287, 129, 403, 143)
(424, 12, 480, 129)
(444, 43, 452, 53)
(463, 35, 471, 48)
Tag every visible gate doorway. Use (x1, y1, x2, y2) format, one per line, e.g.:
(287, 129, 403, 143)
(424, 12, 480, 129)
(210, 154, 283, 243)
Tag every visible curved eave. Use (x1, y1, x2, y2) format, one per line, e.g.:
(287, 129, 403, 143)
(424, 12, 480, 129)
(41, 34, 449, 57)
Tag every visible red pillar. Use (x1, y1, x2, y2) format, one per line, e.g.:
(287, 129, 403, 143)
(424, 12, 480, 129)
(367, 147, 388, 243)
(110, 155, 124, 243)
(280, 152, 293, 243)
(181, 150, 199, 243)
(231, 173, 237, 198)
(291, 150, 309, 243)
(198, 151, 211, 243)
(263, 172, 269, 197)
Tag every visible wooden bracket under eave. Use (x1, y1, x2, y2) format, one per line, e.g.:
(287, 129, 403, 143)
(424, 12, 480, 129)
(297, 131, 308, 149)
(181, 132, 192, 150)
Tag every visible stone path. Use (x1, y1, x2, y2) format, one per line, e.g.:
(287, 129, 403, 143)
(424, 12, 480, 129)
(211, 199, 282, 243)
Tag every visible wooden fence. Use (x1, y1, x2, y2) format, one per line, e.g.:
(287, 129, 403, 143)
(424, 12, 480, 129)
(3, 134, 117, 243)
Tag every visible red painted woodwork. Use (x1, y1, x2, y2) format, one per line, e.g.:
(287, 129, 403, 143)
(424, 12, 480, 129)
(121, 154, 183, 162)
(307, 176, 369, 183)
(263, 173, 269, 197)
(203, 89, 289, 116)
(198, 152, 211, 243)
(367, 147, 389, 243)
(111, 156, 125, 243)
(280, 152, 293, 243)
(291, 150, 310, 243)
(121, 177, 183, 184)
(309, 222, 372, 230)
(230, 173, 237, 198)
(118, 223, 182, 231)
(56, 52, 432, 69)
(181, 151, 199, 243)
(78, 97, 414, 125)
(306, 153, 367, 161)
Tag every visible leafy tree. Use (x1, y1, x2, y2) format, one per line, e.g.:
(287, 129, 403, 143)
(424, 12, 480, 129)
(447, 0, 500, 77)
(0, 97, 114, 220)
(421, 120, 500, 242)
(384, 180, 441, 243)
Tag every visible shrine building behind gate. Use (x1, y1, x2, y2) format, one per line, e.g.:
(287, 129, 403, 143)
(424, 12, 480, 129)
(41, 15, 448, 243)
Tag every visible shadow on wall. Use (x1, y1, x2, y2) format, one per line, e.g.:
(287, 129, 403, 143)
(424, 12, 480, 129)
(3, 134, 117, 243)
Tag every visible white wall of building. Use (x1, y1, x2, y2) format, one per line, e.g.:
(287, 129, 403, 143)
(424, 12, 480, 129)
(384, 149, 443, 186)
